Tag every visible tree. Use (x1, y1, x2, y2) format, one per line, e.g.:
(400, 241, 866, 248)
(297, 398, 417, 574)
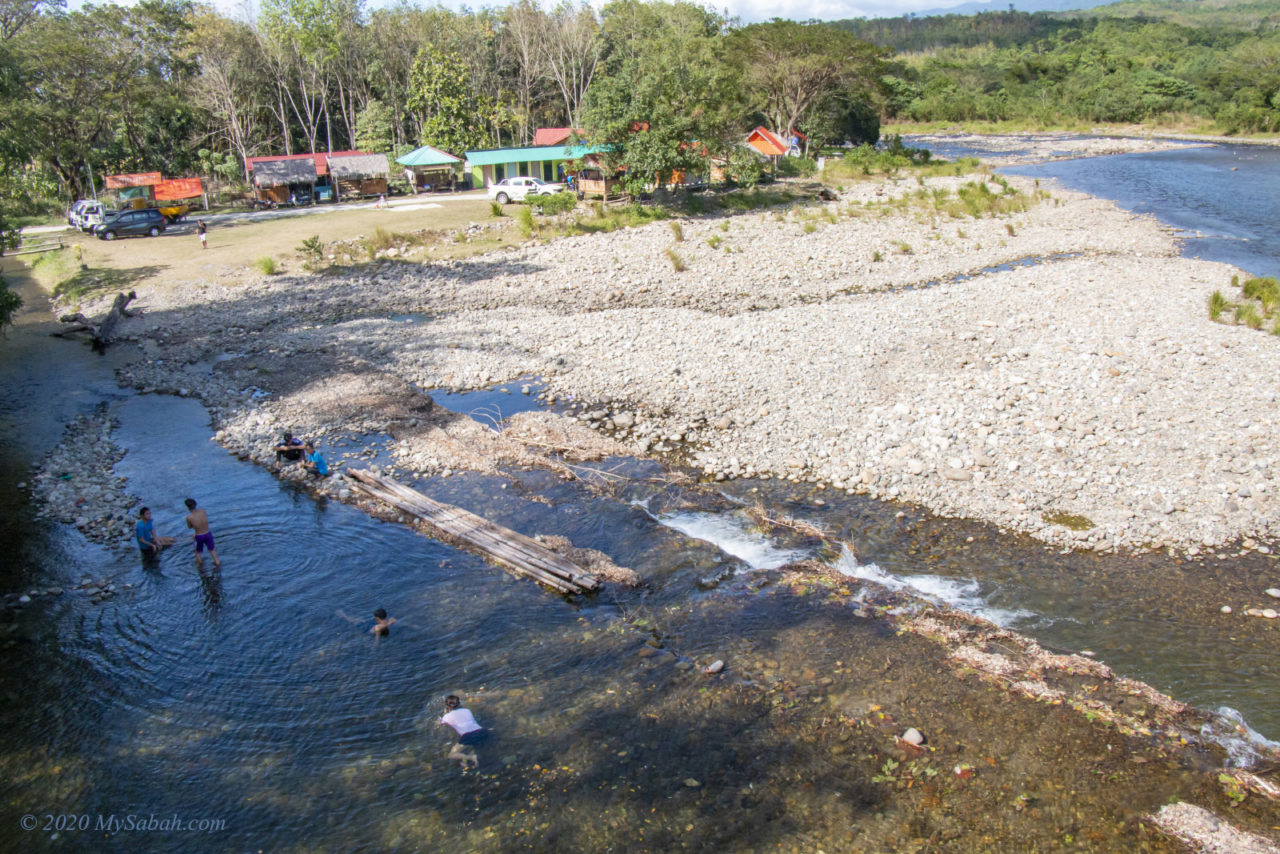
(189, 10, 268, 181)
(540, 1, 599, 128)
(354, 98, 395, 152)
(406, 44, 496, 155)
(583, 0, 741, 192)
(728, 20, 888, 148)
(16, 2, 198, 198)
(500, 0, 550, 145)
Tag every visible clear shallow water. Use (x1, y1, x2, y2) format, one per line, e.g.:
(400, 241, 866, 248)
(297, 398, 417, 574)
(5, 153, 1280, 847)
(909, 135, 1280, 280)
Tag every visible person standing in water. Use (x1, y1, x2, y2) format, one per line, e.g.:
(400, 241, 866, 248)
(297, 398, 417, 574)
(184, 498, 220, 568)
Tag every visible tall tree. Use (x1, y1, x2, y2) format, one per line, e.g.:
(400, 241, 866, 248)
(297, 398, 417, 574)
(189, 10, 270, 181)
(583, 0, 740, 191)
(728, 20, 888, 147)
(407, 44, 496, 155)
(500, 0, 550, 145)
(540, 1, 599, 128)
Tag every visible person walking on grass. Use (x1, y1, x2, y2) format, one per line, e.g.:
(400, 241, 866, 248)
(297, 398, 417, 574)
(184, 497, 220, 568)
(197, 219, 207, 250)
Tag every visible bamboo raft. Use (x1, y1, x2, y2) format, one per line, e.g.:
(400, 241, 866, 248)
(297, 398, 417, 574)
(345, 469, 599, 595)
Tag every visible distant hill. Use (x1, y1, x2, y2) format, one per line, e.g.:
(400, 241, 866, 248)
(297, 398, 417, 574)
(835, 0, 1280, 53)
(917, 0, 1121, 16)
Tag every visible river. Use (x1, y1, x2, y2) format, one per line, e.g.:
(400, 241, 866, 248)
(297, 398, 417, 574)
(2, 139, 1279, 851)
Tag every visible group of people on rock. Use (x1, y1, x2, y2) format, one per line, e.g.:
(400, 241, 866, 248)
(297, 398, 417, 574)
(274, 431, 328, 477)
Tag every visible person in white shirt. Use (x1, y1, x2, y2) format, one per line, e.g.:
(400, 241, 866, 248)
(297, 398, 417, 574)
(439, 694, 487, 768)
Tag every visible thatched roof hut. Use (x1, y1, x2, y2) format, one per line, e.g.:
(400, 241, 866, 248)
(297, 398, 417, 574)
(252, 157, 318, 188)
(327, 153, 390, 180)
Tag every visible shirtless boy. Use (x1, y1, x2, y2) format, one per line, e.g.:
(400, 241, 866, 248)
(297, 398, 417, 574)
(184, 498, 221, 567)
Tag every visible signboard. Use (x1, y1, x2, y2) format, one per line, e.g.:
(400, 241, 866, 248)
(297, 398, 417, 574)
(104, 172, 162, 189)
(154, 178, 203, 201)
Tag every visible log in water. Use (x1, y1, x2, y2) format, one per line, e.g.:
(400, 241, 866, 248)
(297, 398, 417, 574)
(345, 468, 599, 594)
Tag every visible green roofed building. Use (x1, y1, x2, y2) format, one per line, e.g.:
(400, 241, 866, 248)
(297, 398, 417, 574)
(464, 143, 609, 189)
(396, 144, 463, 193)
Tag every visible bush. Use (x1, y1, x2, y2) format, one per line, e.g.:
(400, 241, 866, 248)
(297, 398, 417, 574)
(1208, 290, 1227, 321)
(778, 156, 818, 178)
(664, 248, 685, 272)
(1242, 276, 1280, 315)
(254, 256, 279, 275)
(726, 148, 764, 188)
(516, 205, 535, 239)
(490, 201, 504, 218)
(526, 191, 576, 216)
(669, 221, 684, 242)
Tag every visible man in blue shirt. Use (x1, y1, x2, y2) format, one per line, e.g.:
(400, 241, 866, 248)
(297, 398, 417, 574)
(302, 442, 329, 477)
(135, 507, 175, 554)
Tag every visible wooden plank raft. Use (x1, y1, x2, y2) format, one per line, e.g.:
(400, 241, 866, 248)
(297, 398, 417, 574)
(345, 469, 599, 595)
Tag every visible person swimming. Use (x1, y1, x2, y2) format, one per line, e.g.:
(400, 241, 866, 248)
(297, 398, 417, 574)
(439, 694, 487, 768)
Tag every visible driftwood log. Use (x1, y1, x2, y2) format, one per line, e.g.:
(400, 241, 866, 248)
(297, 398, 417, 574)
(54, 290, 138, 350)
(345, 469, 600, 595)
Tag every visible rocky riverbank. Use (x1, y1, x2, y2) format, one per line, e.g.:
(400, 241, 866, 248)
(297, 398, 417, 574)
(64, 171, 1280, 557)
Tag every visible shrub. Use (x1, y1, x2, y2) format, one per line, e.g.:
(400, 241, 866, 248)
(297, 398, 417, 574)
(516, 205, 535, 239)
(706, 235, 723, 249)
(1006, 223, 1017, 236)
(1242, 276, 1280, 314)
(802, 221, 817, 234)
(778, 156, 818, 178)
(490, 201, 503, 218)
(872, 250, 883, 262)
(255, 256, 279, 275)
(1208, 290, 1227, 321)
(527, 191, 576, 216)
(1237, 304, 1263, 329)
(669, 221, 684, 242)
(298, 235, 323, 259)
(664, 248, 685, 272)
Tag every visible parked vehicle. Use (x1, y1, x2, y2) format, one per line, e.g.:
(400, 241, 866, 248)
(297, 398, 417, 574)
(68, 199, 112, 232)
(93, 208, 166, 240)
(157, 203, 189, 223)
(487, 176, 565, 204)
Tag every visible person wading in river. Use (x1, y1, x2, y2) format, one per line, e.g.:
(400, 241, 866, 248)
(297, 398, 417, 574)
(439, 694, 487, 769)
(184, 497, 221, 568)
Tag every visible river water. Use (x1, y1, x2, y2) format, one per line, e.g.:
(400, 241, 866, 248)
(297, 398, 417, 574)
(2, 138, 1279, 850)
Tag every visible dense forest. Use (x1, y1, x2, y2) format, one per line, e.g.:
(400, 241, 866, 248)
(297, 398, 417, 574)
(0, 0, 1278, 240)
(838, 2, 1280, 132)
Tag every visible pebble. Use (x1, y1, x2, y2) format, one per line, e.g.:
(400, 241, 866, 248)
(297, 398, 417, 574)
(1266, 589, 1280, 600)
(82, 172, 1280, 557)
(705, 659, 725, 674)
(1264, 609, 1278, 620)
(1220, 605, 1233, 614)
(902, 727, 925, 746)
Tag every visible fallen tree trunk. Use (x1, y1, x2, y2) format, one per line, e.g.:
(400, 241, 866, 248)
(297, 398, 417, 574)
(345, 469, 600, 595)
(54, 290, 138, 350)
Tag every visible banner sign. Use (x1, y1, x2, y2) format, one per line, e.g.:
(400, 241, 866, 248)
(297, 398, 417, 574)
(154, 178, 203, 201)
(105, 172, 162, 189)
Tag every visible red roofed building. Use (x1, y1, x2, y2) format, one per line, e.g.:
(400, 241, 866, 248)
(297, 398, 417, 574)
(745, 127, 789, 157)
(531, 128, 583, 146)
(246, 150, 364, 177)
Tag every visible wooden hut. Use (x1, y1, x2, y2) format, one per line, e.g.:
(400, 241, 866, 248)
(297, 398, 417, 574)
(250, 157, 318, 204)
(328, 153, 390, 200)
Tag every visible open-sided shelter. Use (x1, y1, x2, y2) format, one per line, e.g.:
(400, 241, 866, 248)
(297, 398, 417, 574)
(396, 144, 462, 193)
